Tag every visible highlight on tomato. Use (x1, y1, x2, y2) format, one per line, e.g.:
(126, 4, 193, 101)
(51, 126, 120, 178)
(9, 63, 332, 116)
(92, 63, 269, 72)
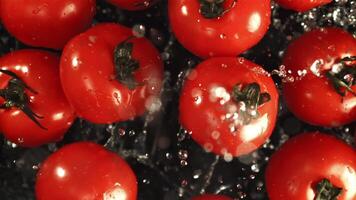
(282, 27, 356, 127)
(0, 50, 76, 147)
(266, 132, 356, 200)
(169, 0, 271, 58)
(0, 0, 96, 49)
(179, 57, 279, 157)
(36, 142, 137, 200)
(60, 23, 164, 124)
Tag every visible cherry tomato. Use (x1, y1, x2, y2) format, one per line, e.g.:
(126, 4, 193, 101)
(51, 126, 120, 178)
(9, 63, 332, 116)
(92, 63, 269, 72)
(107, 0, 159, 10)
(266, 132, 356, 200)
(169, 0, 271, 58)
(180, 57, 278, 157)
(282, 28, 356, 127)
(0, 0, 96, 49)
(0, 50, 75, 147)
(275, 0, 332, 12)
(60, 23, 163, 124)
(192, 194, 232, 200)
(36, 142, 137, 200)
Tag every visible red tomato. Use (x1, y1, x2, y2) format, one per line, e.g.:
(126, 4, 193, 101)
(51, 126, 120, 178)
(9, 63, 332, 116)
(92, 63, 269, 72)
(0, 50, 75, 147)
(169, 0, 271, 58)
(0, 0, 96, 49)
(60, 23, 163, 124)
(192, 194, 232, 200)
(275, 0, 332, 12)
(282, 28, 356, 127)
(107, 0, 159, 10)
(36, 142, 137, 200)
(266, 132, 356, 200)
(179, 57, 278, 157)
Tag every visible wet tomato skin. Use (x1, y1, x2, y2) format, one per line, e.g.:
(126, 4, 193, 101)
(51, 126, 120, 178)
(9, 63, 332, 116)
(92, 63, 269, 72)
(282, 28, 356, 127)
(275, 0, 332, 12)
(36, 142, 137, 200)
(0, 0, 96, 49)
(192, 194, 232, 200)
(169, 0, 271, 58)
(266, 132, 356, 200)
(107, 0, 158, 10)
(179, 57, 278, 157)
(0, 50, 76, 147)
(60, 23, 163, 124)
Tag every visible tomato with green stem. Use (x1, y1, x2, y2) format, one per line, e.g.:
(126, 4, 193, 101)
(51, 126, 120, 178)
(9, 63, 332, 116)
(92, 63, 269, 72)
(60, 23, 163, 124)
(0, 0, 96, 49)
(0, 50, 75, 147)
(169, 0, 271, 58)
(275, 0, 332, 12)
(179, 57, 278, 157)
(266, 132, 356, 200)
(36, 142, 137, 200)
(282, 27, 356, 127)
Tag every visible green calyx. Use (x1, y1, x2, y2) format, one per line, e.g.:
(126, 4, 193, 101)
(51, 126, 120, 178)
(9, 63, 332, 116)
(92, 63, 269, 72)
(0, 69, 46, 130)
(315, 179, 342, 200)
(231, 82, 271, 124)
(325, 56, 356, 97)
(199, 0, 237, 19)
(113, 37, 141, 90)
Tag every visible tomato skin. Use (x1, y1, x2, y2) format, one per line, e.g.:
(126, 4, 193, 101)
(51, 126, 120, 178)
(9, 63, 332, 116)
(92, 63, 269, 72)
(282, 28, 356, 127)
(192, 194, 232, 200)
(36, 142, 137, 200)
(179, 57, 278, 157)
(266, 132, 356, 200)
(275, 0, 332, 12)
(0, 0, 96, 49)
(0, 50, 76, 147)
(169, 0, 271, 58)
(60, 23, 163, 124)
(107, 0, 158, 10)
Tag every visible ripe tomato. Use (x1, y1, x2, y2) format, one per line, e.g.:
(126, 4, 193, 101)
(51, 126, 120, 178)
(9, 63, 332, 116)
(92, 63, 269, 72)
(36, 142, 137, 200)
(0, 0, 96, 49)
(282, 28, 356, 127)
(0, 50, 75, 147)
(180, 57, 278, 157)
(169, 0, 271, 58)
(60, 23, 163, 124)
(192, 194, 232, 200)
(107, 0, 158, 10)
(266, 132, 356, 200)
(275, 0, 332, 12)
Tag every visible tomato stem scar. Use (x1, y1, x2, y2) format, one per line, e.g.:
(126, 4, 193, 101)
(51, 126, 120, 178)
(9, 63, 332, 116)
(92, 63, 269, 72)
(0, 69, 47, 130)
(199, 0, 237, 19)
(315, 179, 342, 200)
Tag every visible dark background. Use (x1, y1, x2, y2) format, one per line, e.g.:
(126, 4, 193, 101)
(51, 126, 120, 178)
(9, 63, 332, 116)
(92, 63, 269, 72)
(0, 0, 355, 199)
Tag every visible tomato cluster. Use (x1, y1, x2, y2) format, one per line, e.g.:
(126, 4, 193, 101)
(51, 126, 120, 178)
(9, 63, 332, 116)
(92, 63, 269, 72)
(0, 0, 355, 199)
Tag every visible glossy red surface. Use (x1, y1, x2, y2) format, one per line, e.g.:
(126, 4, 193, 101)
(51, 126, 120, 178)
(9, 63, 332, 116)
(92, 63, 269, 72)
(282, 28, 356, 127)
(275, 0, 332, 12)
(179, 57, 279, 157)
(107, 0, 158, 10)
(169, 0, 271, 58)
(0, 0, 96, 49)
(36, 142, 137, 200)
(60, 23, 163, 124)
(0, 50, 76, 147)
(266, 132, 356, 200)
(192, 194, 232, 200)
